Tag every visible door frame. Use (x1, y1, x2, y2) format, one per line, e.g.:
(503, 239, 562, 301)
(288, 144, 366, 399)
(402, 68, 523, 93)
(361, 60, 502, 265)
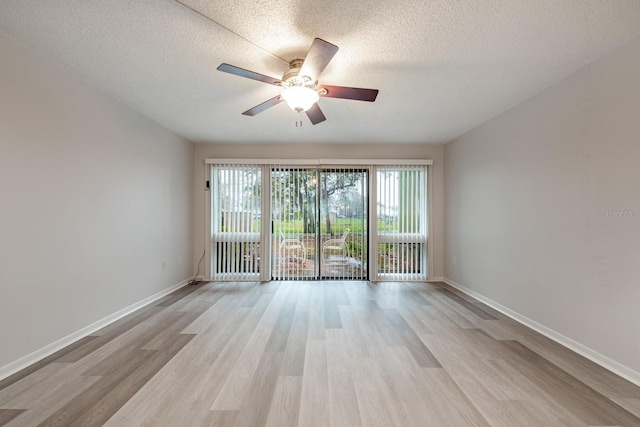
(269, 166, 370, 280)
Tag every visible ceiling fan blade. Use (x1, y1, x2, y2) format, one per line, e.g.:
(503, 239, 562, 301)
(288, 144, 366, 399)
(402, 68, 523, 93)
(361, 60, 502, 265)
(305, 103, 326, 125)
(217, 63, 281, 86)
(318, 85, 379, 102)
(242, 96, 283, 116)
(299, 38, 339, 81)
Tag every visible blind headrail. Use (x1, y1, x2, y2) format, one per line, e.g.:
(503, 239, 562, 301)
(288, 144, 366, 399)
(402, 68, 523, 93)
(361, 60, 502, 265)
(205, 158, 433, 166)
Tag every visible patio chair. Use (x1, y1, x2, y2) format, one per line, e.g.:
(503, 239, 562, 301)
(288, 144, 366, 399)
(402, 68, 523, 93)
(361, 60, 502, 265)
(279, 230, 307, 268)
(322, 228, 350, 266)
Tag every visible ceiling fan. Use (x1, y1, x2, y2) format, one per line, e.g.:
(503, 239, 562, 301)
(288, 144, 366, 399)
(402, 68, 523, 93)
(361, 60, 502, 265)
(217, 38, 379, 125)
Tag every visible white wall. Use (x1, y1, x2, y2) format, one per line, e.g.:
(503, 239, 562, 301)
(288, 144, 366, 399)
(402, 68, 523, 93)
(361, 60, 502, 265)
(193, 143, 445, 279)
(445, 35, 640, 376)
(0, 32, 194, 371)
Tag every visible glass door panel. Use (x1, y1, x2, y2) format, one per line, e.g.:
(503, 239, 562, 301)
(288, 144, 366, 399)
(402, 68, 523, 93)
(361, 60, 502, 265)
(319, 169, 368, 280)
(271, 168, 317, 280)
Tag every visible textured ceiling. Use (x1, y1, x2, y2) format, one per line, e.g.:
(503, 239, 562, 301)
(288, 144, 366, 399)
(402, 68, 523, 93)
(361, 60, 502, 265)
(1, 1, 640, 144)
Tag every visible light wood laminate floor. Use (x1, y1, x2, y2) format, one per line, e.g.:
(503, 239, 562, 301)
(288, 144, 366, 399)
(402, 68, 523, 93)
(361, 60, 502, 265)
(1, 281, 640, 426)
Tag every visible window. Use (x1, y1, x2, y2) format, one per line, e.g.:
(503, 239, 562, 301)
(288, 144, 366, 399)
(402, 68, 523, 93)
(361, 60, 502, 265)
(211, 165, 262, 280)
(206, 160, 431, 282)
(374, 166, 428, 280)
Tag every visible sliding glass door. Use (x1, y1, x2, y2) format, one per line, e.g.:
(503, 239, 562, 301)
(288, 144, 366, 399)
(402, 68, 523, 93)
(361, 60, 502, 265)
(271, 167, 368, 280)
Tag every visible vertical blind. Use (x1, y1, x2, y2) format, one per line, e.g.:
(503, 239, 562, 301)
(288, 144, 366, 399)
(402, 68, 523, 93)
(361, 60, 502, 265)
(375, 165, 428, 280)
(318, 167, 368, 281)
(271, 166, 315, 280)
(211, 164, 261, 280)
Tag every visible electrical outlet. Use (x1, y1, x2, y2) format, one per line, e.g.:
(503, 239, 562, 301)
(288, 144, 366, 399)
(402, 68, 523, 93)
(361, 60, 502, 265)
(453, 256, 457, 265)
(178, 256, 183, 265)
(161, 260, 167, 270)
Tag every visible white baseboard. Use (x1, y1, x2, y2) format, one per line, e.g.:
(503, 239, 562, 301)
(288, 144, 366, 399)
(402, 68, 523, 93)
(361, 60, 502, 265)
(442, 277, 640, 388)
(0, 278, 192, 382)
(428, 276, 445, 282)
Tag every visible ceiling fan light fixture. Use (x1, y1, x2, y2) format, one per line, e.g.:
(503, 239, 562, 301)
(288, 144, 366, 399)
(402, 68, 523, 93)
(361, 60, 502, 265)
(218, 38, 377, 124)
(280, 86, 319, 112)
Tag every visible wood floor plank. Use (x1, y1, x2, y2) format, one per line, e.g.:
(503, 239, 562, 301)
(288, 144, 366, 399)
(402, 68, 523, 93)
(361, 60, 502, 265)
(420, 344, 523, 426)
(307, 282, 326, 339)
(89, 304, 164, 338)
(435, 286, 498, 320)
(239, 285, 262, 308)
(424, 290, 484, 329)
(264, 285, 299, 352)
(613, 398, 640, 418)
(155, 283, 201, 307)
(0, 363, 66, 407)
(350, 357, 404, 427)
(37, 350, 156, 427)
(326, 329, 363, 427)
(180, 293, 239, 335)
(3, 375, 100, 427)
(501, 340, 640, 426)
(478, 359, 531, 401)
(108, 302, 258, 425)
(209, 286, 289, 411)
(202, 410, 238, 427)
(140, 311, 200, 350)
(265, 376, 302, 427)
(108, 341, 232, 425)
(0, 409, 26, 426)
(280, 310, 309, 376)
(332, 281, 351, 306)
(395, 302, 435, 336)
(0, 336, 93, 392)
(435, 282, 505, 320)
(57, 306, 166, 363)
(323, 282, 342, 329)
(69, 307, 192, 374)
(231, 351, 283, 427)
(336, 305, 369, 358)
(38, 327, 193, 426)
(402, 318, 580, 425)
(383, 309, 441, 368)
(502, 319, 640, 400)
(82, 310, 188, 376)
(365, 300, 404, 347)
(415, 368, 491, 427)
(297, 338, 329, 427)
(349, 303, 393, 359)
(295, 283, 312, 313)
(68, 334, 195, 427)
(1, 364, 89, 409)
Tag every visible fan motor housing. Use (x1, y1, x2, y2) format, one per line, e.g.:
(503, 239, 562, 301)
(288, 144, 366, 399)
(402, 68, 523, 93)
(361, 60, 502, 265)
(282, 58, 316, 88)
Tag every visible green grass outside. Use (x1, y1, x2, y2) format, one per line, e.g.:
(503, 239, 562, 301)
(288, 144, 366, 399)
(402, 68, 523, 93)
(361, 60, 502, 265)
(268, 218, 399, 235)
